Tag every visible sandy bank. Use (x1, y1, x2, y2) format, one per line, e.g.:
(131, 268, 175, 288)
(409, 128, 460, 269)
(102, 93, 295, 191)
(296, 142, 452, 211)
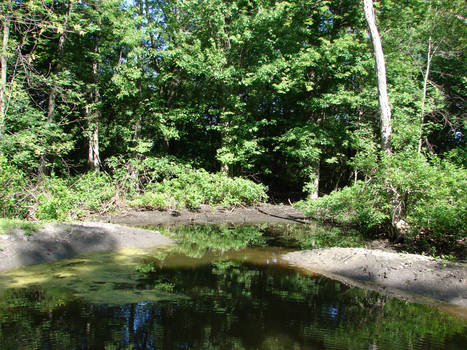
(95, 204, 308, 225)
(0, 205, 305, 272)
(283, 248, 467, 309)
(0, 222, 175, 272)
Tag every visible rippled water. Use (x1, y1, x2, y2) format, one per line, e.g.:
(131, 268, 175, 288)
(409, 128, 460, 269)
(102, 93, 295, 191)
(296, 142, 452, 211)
(0, 224, 465, 349)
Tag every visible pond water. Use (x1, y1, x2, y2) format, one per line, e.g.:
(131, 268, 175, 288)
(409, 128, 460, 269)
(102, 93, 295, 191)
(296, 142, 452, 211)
(0, 224, 466, 350)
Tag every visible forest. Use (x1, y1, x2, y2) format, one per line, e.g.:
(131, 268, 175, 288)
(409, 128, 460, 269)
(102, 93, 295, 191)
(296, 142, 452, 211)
(0, 0, 466, 255)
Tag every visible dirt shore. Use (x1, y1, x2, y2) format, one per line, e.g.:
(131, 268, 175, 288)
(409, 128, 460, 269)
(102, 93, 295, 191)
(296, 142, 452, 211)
(95, 203, 309, 225)
(283, 248, 467, 309)
(0, 222, 175, 272)
(1, 205, 466, 313)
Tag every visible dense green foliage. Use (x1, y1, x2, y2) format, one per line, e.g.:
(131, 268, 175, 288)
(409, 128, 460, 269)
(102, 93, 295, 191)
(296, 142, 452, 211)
(0, 155, 267, 220)
(299, 152, 467, 254)
(0, 0, 466, 253)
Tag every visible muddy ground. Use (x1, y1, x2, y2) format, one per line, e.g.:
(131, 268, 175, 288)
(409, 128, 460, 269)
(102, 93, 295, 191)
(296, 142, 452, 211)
(1, 204, 466, 312)
(95, 203, 309, 225)
(283, 248, 467, 310)
(0, 222, 175, 272)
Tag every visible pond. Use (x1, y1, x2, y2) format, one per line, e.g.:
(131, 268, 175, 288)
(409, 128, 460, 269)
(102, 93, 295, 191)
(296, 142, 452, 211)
(0, 224, 465, 349)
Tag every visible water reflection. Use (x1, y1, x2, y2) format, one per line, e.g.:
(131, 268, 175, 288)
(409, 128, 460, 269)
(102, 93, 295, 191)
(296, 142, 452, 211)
(151, 222, 368, 253)
(0, 224, 465, 349)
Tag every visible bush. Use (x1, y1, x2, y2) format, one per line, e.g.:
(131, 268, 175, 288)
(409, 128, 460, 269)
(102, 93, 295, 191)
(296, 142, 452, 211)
(107, 156, 268, 209)
(34, 172, 116, 221)
(149, 167, 268, 209)
(129, 192, 170, 210)
(0, 156, 27, 218)
(300, 181, 390, 231)
(300, 151, 467, 255)
(1, 155, 268, 222)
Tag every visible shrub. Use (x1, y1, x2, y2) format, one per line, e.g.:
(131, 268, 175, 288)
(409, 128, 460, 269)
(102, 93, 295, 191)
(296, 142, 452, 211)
(72, 172, 116, 212)
(149, 167, 268, 209)
(300, 151, 467, 255)
(34, 172, 116, 221)
(1, 155, 268, 222)
(107, 156, 267, 209)
(129, 192, 169, 210)
(35, 177, 75, 220)
(0, 156, 27, 218)
(300, 181, 389, 231)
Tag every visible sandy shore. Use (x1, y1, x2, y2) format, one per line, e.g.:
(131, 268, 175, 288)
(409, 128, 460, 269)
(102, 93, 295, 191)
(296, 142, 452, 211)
(95, 203, 309, 225)
(283, 248, 467, 308)
(0, 222, 175, 272)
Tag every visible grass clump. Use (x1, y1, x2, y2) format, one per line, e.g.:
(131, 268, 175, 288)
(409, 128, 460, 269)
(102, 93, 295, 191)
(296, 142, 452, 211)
(128, 192, 170, 210)
(0, 218, 39, 236)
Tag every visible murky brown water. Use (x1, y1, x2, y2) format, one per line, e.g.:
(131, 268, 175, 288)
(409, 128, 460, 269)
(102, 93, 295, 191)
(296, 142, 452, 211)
(0, 224, 465, 349)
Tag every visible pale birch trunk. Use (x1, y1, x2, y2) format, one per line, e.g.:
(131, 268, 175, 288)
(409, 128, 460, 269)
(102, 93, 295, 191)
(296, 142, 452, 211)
(88, 120, 100, 171)
(418, 37, 433, 154)
(363, 0, 392, 153)
(364, 0, 406, 231)
(0, 13, 10, 137)
(309, 161, 320, 200)
(87, 40, 101, 172)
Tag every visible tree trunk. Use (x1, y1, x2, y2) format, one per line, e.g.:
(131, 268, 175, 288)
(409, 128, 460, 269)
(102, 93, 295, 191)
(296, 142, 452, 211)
(0, 13, 10, 137)
(87, 39, 101, 172)
(364, 0, 406, 231)
(144, 0, 156, 49)
(88, 120, 100, 171)
(309, 160, 320, 200)
(38, 83, 57, 176)
(418, 37, 433, 154)
(219, 101, 232, 176)
(363, 0, 392, 153)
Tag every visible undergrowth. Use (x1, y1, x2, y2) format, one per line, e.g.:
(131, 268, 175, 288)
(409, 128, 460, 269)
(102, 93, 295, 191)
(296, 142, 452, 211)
(298, 151, 467, 256)
(0, 155, 267, 222)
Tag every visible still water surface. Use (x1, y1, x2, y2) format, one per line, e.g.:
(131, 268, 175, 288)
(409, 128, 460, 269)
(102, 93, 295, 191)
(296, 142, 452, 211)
(0, 224, 465, 349)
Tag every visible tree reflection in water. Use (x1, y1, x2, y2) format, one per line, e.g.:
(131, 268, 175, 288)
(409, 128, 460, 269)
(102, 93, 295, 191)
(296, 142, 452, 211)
(0, 224, 465, 349)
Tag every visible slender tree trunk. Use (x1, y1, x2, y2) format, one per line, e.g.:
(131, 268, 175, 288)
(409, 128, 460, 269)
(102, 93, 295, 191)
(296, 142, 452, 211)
(364, 0, 406, 231)
(144, 0, 156, 48)
(46, 11, 68, 124)
(47, 31, 66, 124)
(220, 106, 232, 176)
(363, 0, 392, 153)
(220, 128, 231, 175)
(47, 86, 57, 123)
(88, 120, 100, 170)
(134, 0, 144, 152)
(0, 13, 10, 137)
(38, 82, 57, 176)
(88, 39, 101, 172)
(309, 161, 320, 199)
(418, 37, 433, 154)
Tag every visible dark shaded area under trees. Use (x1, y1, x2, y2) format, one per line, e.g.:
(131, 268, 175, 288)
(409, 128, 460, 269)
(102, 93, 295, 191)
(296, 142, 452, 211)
(0, 0, 465, 254)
